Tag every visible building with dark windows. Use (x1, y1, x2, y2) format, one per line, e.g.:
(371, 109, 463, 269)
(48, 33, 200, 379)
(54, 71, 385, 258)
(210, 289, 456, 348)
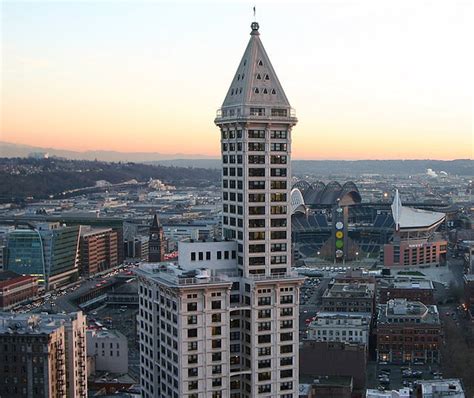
(137, 20, 304, 398)
(4, 223, 80, 289)
(79, 226, 118, 276)
(376, 299, 441, 364)
(321, 281, 375, 314)
(148, 214, 166, 262)
(0, 311, 87, 398)
(378, 277, 435, 305)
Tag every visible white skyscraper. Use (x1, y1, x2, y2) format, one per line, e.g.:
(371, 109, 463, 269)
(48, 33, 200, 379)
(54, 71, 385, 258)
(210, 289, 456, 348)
(136, 21, 303, 398)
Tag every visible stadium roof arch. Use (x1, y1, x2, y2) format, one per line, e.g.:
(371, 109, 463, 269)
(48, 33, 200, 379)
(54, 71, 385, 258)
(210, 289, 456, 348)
(291, 180, 362, 207)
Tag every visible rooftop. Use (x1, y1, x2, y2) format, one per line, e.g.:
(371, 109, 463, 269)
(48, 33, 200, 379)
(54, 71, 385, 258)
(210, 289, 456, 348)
(380, 277, 434, 290)
(0, 311, 84, 335)
(418, 379, 465, 397)
(324, 282, 375, 299)
(378, 299, 440, 325)
(392, 189, 445, 230)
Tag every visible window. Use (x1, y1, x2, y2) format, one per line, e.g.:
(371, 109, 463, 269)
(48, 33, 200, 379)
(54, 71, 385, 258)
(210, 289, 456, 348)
(249, 244, 265, 253)
(271, 168, 287, 177)
(258, 297, 271, 306)
(188, 381, 198, 390)
(249, 168, 265, 177)
(191, 252, 196, 261)
(249, 206, 265, 215)
(271, 219, 287, 227)
(249, 232, 265, 241)
(271, 193, 287, 202)
(271, 181, 287, 189)
(249, 257, 265, 265)
(270, 130, 287, 139)
(248, 130, 265, 139)
(271, 143, 287, 151)
(188, 329, 198, 338)
(271, 255, 287, 264)
(248, 142, 265, 151)
(258, 347, 271, 356)
(249, 181, 265, 190)
(271, 109, 288, 117)
(250, 107, 264, 115)
(271, 206, 287, 215)
(188, 341, 198, 351)
(188, 315, 197, 325)
(249, 219, 265, 228)
(187, 302, 197, 311)
(249, 193, 265, 202)
(271, 155, 287, 164)
(211, 301, 221, 310)
(206, 251, 211, 260)
(248, 155, 265, 164)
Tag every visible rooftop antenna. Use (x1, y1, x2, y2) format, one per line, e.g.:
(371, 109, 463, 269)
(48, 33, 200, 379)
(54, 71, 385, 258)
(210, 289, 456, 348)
(253, 5, 256, 21)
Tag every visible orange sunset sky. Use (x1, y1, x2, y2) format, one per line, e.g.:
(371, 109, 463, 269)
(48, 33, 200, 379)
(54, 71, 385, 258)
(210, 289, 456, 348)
(1, 1, 472, 160)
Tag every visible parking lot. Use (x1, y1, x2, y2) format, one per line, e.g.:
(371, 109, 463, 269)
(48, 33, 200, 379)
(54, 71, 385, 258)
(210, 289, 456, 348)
(366, 361, 443, 391)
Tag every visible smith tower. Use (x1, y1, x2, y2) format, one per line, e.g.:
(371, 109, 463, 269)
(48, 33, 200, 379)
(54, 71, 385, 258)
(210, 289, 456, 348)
(215, 21, 303, 397)
(215, 21, 296, 279)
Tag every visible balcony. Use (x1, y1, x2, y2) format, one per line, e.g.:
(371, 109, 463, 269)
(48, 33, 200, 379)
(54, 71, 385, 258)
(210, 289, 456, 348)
(215, 107, 297, 124)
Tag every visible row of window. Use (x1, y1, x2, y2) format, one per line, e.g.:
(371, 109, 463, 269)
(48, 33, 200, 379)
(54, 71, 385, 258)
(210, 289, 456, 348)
(190, 250, 236, 262)
(221, 130, 287, 140)
(249, 231, 287, 240)
(223, 153, 287, 165)
(258, 307, 293, 318)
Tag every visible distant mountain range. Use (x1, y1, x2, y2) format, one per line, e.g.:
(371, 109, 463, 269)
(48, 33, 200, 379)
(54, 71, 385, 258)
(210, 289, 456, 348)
(0, 141, 216, 162)
(1, 141, 472, 176)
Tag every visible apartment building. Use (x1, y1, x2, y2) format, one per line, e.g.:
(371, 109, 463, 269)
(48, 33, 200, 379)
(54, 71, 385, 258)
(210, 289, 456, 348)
(0, 311, 87, 398)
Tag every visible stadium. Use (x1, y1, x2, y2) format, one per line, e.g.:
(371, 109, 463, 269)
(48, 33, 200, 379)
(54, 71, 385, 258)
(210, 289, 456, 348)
(291, 181, 448, 267)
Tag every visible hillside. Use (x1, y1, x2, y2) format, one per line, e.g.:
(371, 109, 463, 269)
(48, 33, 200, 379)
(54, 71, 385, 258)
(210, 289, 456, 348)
(0, 158, 220, 203)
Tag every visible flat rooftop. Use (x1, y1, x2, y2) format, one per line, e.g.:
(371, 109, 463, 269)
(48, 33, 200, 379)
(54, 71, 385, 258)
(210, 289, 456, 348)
(0, 312, 83, 335)
(381, 277, 434, 290)
(324, 282, 375, 298)
(378, 299, 440, 325)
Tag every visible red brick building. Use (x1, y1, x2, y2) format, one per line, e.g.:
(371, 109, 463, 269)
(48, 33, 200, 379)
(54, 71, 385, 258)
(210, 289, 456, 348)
(376, 299, 441, 364)
(79, 227, 118, 276)
(383, 190, 447, 268)
(378, 277, 435, 305)
(0, 271, 38, 310)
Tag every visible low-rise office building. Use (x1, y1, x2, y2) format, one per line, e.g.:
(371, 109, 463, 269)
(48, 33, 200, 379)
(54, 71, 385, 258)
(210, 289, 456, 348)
(378, 277, 435, 305)
(376, 299, 441, 364)
(0, 311, 87, 398)
(87, 329, 128, 374)
(321, 282, 375, 314)
(0, 270, 38, 310)
(306, 312, 371, 346)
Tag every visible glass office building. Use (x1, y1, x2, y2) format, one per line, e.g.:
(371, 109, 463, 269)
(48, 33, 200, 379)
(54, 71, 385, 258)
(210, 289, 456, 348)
(6, 224, 80, 287)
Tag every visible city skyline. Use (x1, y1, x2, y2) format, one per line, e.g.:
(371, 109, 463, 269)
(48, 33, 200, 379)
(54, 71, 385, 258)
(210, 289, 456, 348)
(1, 1, 472, 160)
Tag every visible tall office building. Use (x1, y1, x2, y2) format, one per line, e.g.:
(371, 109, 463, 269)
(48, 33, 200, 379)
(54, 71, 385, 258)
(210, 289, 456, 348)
(0, 311, 87, 398)
(137, 21, 303, 398)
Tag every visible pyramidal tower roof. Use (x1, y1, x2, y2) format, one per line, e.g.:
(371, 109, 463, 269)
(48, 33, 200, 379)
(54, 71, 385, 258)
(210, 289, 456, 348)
(151, 214, 161, 229)
(220, 22, 291, 110)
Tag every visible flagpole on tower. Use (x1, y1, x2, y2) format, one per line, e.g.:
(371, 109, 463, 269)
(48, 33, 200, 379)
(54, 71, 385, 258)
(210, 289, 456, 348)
(253, 5, 256, 21)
